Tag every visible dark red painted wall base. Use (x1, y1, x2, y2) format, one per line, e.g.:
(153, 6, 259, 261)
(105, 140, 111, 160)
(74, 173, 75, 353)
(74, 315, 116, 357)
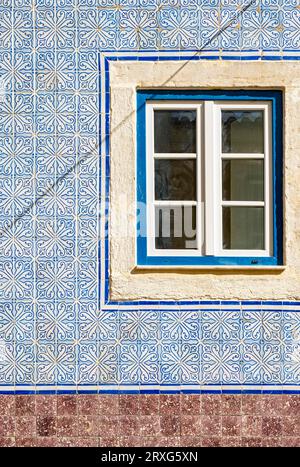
(0, 394, 299, 447)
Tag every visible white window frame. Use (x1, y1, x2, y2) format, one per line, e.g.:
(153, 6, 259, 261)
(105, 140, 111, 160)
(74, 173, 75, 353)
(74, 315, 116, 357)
(146, 100, 273, 258)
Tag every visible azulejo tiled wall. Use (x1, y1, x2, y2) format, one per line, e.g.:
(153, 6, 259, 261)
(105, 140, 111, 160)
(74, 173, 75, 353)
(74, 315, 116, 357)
(0, 0, 299, 392)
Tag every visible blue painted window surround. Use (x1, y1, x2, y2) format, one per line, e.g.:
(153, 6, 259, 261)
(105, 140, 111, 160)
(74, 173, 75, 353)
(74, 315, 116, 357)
(137, 90, 283, 267)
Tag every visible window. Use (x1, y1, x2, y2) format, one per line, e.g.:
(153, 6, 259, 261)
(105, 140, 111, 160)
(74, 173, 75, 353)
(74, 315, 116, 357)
(137, 91, 283, 267)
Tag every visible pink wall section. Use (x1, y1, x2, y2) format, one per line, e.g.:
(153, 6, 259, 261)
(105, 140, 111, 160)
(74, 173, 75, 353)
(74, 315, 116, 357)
(0, 394, 299, 447)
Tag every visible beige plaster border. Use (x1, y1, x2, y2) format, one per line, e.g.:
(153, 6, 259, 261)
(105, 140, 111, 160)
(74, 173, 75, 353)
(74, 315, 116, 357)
(109, 60, 300, 301)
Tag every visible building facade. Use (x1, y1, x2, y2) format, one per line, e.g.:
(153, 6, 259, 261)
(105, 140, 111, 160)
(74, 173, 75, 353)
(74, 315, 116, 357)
(0, 0, 299, 447)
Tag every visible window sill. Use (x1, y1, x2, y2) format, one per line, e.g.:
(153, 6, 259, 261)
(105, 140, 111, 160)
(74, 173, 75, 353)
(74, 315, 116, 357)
(132, 265, 286, 273)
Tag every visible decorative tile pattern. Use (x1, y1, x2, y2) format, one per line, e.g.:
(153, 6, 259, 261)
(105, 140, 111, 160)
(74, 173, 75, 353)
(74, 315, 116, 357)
(0, 1, 299, 392)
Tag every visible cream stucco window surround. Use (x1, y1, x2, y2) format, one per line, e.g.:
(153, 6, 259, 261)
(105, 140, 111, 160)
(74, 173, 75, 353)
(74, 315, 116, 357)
(109, 60, 300, 302)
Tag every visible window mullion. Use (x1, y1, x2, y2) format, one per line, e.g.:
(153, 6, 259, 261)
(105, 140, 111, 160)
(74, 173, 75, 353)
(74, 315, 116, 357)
(154, 153, 197, 159)
(196, 104, 202, 254)
(204, 101, 217, 256)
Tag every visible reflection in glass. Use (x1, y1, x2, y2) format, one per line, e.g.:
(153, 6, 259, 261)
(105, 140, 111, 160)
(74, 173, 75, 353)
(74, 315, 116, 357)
(222, 111, 264, 153)
(222, 159, 264, 201)
(154, 110, 196, 153)
(155, 159, 196, 201)
(223, 207, 264, 250)
(155, 205, 197, 249)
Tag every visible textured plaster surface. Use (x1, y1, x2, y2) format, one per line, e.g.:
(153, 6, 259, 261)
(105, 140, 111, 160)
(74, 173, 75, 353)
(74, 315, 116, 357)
(110, 60, 300, 301)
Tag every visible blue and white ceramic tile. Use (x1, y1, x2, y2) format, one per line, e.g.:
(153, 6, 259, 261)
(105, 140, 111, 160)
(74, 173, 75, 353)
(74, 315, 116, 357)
(0, 0, 299, 393)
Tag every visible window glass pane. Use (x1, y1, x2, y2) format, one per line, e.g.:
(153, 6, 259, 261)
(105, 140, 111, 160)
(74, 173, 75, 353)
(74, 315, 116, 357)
(223, 207, 264, 250)
(222, 159, 264, 201)
(155, 159, 196, 201)
(155, 206, 197, 249)
(154, 110, 196, 153)
(222, 111, 264, 153)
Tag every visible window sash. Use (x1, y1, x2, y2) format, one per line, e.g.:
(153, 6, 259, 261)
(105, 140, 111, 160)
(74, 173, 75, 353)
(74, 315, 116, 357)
(147, 102, 203, 257)
(213, 102, 272, 257)
(146, 100, 273, 258)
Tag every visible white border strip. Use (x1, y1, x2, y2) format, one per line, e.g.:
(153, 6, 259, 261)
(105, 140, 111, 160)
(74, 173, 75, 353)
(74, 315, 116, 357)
(0, 385, 299, 393)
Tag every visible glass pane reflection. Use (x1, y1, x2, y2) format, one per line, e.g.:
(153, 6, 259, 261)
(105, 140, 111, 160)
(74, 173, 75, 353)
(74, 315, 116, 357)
(223, 207, 264, 250)
(155, 159, 196, 201)
(155, 205, 197, 249)
(222, 159, 264, 201)
(154, 110, 197, 153)
(222, 110, 264, 153)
